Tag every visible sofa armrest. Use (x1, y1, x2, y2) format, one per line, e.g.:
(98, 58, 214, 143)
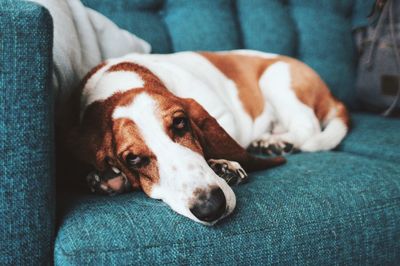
(0, 1, 54, 265)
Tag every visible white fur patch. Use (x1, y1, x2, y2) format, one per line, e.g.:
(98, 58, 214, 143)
(301, 118, 348, 151)
(259, 62, 320, 147)
(113, 92, 236, 225)
(82, 70, 144, 112)
(257, 61, 347, 151)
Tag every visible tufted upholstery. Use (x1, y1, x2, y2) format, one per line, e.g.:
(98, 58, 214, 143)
(82, 0, 365, 108)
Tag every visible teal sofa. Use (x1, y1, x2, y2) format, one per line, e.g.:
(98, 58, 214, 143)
(1, 0, 400, 265)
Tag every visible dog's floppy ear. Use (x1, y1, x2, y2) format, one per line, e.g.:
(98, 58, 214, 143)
(66, 100, 115, 171)
(183, 98, 286, 172)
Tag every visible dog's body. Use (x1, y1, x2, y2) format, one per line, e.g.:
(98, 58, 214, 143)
(71, 50, 349, 224)
(81, 50, 349, 151)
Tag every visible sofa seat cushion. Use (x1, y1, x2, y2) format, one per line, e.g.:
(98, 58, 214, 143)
(55, 152, 400, 265)
(339, 113, 400, 163)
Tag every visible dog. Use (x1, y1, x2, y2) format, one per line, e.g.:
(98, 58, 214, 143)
(68, 50, 349, 225)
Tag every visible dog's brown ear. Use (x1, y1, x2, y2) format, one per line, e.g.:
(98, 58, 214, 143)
(66, 102, 114, 172)
(67, 125, 110, 173)
(184, 98, 286, 172)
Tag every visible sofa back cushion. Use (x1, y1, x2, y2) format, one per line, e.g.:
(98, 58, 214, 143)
(82, 0, 373, 108)
(82, 0, 172, 53)
(163, 0, 242, 51)
(236, 0, 296, 55)
(289, 0, 357, 107)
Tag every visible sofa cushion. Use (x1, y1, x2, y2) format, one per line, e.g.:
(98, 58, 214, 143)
(0, 1, 54, 265)
(163, 0, 241, 51)
(289, 0, 357, 108)
(55, 152, 400, 265)
(236, 0, 296, 55)
(339, 113, 400, 163)
(81, 0, 172, 53)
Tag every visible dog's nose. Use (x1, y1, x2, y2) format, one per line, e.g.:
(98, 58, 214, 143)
(189, 187, 226, 222)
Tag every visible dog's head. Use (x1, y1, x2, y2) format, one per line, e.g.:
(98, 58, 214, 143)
(69, 62, 285, 225)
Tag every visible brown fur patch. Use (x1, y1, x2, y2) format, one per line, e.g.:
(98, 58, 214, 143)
(199, 52, 349, 127)
(81, 62, 107, 88)
(278, 56, 350, 127)
(334, 100, 350, 127)
(200, 52, 270, 119)
(278, 56, 334, 122)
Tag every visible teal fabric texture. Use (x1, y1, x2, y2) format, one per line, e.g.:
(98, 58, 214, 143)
(163, 0, 241, 51)
(339, 113, 400, 163)
(1, 0, 398, 265)
(55, 153, 400, 265)
(0, 0, 55, 265)
(82, 0, 372, 107)
(352, 0, 375, 28)
(81, 0, 172, 53)
(236, 0, 297, 55)
(289, 0, 357, 108)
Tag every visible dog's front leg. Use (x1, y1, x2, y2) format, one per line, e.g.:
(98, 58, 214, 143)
(208, 159, 249, 186)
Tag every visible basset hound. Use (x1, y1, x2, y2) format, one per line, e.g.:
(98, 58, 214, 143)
(69, 50, 349, 225)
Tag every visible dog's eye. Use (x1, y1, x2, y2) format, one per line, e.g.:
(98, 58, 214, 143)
(105, 156, 113, 165)
(126, 153, 142, 167)
(172, 116, 188, 131)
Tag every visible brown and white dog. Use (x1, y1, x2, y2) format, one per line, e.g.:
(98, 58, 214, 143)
(69, 50, 349, 225)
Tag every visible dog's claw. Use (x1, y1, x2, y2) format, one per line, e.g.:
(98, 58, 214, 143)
(208, 159, 248, 186)
(237, 168, 248, 181)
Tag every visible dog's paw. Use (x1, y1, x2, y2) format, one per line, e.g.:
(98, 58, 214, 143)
(86, 167, 131, 196)
(208, 159, 248, 186)
(247, 137, 298, 156)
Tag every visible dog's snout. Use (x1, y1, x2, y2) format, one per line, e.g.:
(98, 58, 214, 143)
(189, 187, 226, 222)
